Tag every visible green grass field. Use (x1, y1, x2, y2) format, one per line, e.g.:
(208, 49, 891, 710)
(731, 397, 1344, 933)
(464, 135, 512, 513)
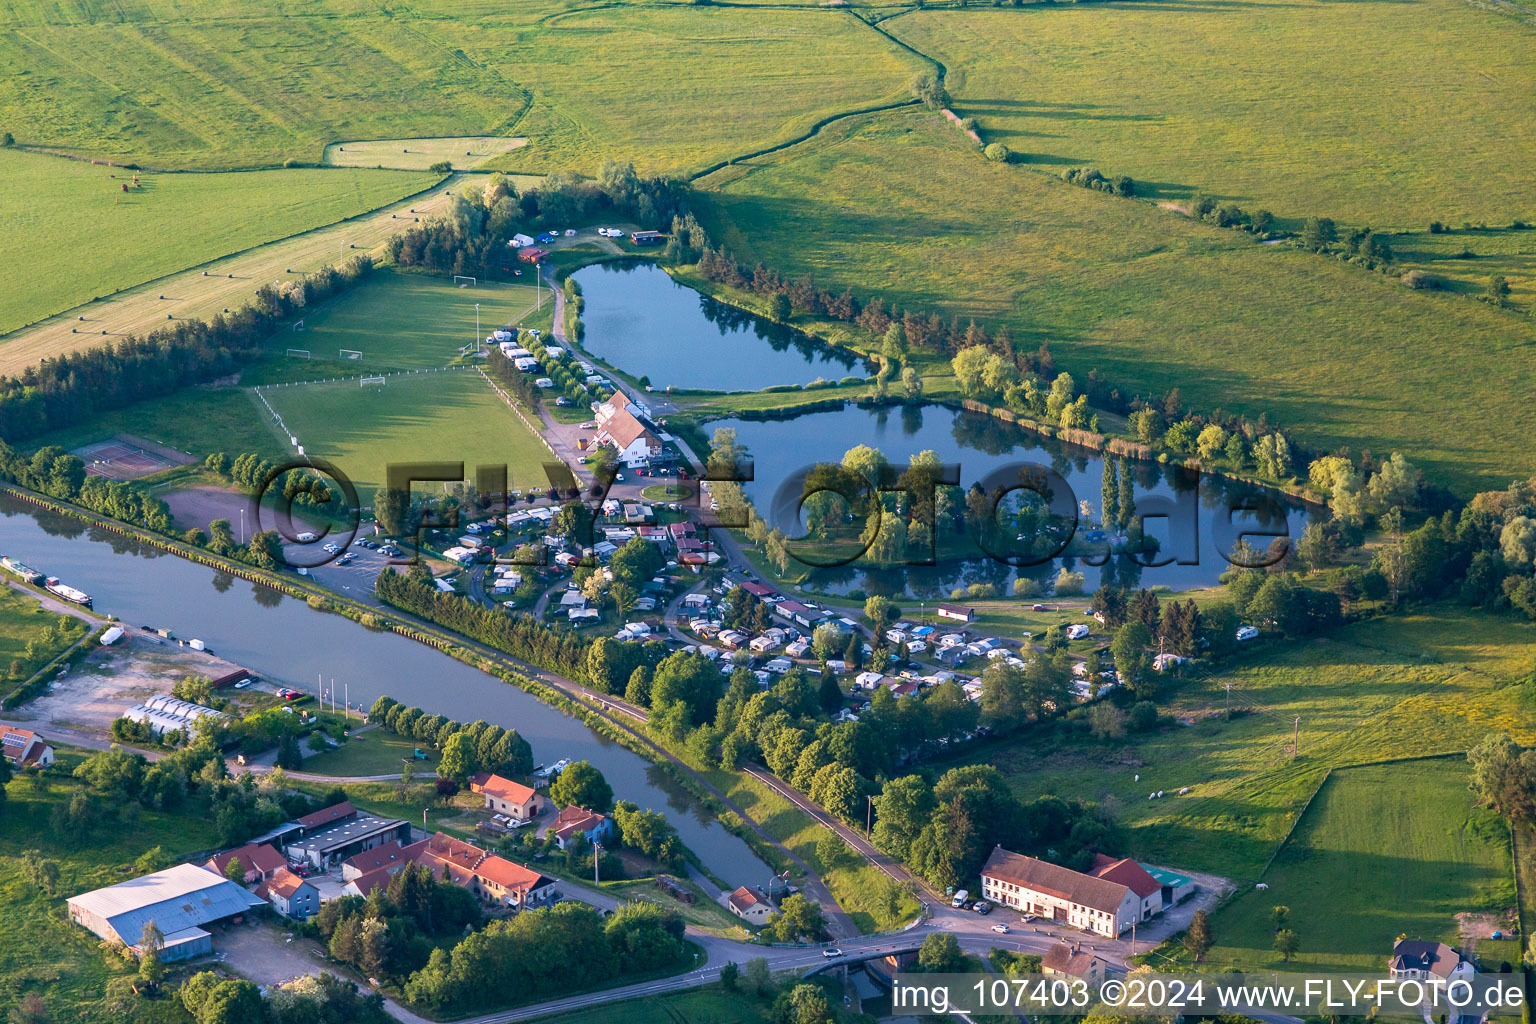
(274, 271, 542, 369)
(322, 136, 527, 170)
(888, 0, 1536, 228)
(0, 149, 436, 336)
(260, 368, 557, 498)
(0, 763, 222, 1023)
(697, 109, 1536, 494)
(29, 387, 284, 465)
(0, 585, 91, 697)
(938, 604, 1536, 879)
(1391, 225, 1536, 309)
(1184, 759, 1513, 974)
(0, 0, 922, 174)
(298, 728, 438, 777)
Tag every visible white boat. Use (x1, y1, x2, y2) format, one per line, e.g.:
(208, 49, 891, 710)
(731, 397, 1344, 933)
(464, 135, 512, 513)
(44, 576, 92, 608)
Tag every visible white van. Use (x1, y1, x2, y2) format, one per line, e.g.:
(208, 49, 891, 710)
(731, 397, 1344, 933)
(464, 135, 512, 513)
(951, 889, 970, 909)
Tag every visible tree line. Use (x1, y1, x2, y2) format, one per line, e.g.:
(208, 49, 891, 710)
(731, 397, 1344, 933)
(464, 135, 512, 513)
(0, 256, 374, 443)
(311, 865, 483, 986)
(367, 695, 535, 782)
(402, 901, 688, 1015)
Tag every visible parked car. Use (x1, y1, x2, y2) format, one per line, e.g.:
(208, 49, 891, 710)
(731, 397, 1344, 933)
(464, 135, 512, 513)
(951, 889, 970, 908)
(973, 901, 991, 914)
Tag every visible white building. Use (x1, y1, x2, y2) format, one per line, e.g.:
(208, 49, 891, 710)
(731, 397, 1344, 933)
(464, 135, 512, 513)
(979, 846, 1163, 938)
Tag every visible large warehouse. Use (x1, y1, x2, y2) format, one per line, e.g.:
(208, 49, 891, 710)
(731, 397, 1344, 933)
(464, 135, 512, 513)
(67, 863, 266, 960)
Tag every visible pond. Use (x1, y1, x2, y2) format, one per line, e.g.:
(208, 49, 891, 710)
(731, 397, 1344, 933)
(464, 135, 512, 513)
(0, 494, 773, 886)
(572, 261, 870, 391)
(711, 403, 1319, 599)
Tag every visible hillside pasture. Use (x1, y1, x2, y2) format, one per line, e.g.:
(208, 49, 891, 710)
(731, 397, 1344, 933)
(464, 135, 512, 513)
(323, 136, 527, 170)
(0, 171, 473, 379)
(696, 110, 1536, 494)
(0, 148, 437, 339)
(938, 605, 1536, 879)
(258, 369, 556, 498)
(269, 270, 543, 370)
(888, 0, 1536, 228)
(1185, 759, 1514, 974)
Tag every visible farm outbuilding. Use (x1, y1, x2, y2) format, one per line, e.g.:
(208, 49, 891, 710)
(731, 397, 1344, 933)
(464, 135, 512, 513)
(67, 863, 265, 960)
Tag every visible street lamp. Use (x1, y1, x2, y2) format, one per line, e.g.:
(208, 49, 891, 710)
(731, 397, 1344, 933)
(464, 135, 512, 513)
(475, 303, 481, 352)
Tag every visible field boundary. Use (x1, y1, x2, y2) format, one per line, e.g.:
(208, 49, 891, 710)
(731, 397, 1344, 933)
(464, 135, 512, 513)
(0, 170, 455, 346)
(475, 366, 564, 464)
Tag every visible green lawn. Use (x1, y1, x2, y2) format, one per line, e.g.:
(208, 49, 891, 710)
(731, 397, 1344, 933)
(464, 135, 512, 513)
(0, 585, 91, 698)
(29, 386, 285, 464)
(260, 368, 557, 500)
(939, 604, 1536, 879)
(298, 728, 437, 777)
(701, 767, 922, 934)
(0, 765, 221, 1023)
(271, 270, 542, 370)
(696, 109, 1536, 494)
(1183, 759, 1513, 974)
(1391, 225, 1536, 310)
(887, 0, 1536, 228)
(0, 149, 436, 336)
(0, 0, 922, 174)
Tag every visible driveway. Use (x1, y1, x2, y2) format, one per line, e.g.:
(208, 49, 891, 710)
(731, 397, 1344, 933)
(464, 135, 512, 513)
(216, 917, 332, 989)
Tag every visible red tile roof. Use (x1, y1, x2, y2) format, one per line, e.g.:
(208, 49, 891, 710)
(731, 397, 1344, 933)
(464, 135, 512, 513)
(298, 801, 356, 831)
(266, 867, 311, 899)
(347, 865, 396, 897)
(727, 886, 764, 913)
(473, 855, 546, 894)
(553, 805, 606, 842)
(205, 842, 287, 879)
(982, 846, 1132, 915)
(1090, 857, 1162, 899)
(343, 841, 408, 875)
(477, 774, 537, 805)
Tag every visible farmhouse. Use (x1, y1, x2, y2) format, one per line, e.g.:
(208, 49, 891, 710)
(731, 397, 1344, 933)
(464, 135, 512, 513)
(204, 842, 287, 884)
(257, 867, 320, 921)
(551, 805, 613, 849)
(1041, 942, 1106, 982)
(593, 393, 663, 468)
(471, 773, 543, 821)
(470, 855, 558, 909)
(67, 863, 265, 961)
(726, 886, 773, 925)
(1, 726, 54, 767)
(980, 846, 1145, 938)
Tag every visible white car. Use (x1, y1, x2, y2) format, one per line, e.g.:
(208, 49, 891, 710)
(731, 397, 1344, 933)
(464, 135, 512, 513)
(822, 948, 843, 959)
(991, 924, 1010, 934)
(615, 473, 625, 482)
(564, 229, 577, 237)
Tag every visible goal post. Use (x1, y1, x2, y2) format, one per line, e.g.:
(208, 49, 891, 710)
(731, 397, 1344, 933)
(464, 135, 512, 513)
(360, 375, 386, 388)
(285, 348, 311, 359)
(291, 319, 305, 332)
(339, 349, 364, 361)
(454, 275, 477, 288)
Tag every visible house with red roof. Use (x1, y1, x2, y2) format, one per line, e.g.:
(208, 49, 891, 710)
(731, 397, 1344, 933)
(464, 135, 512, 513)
(204, 842, 288, 884)
(257, 867, 320, 921)
(550, 805, 613, 849)
(725, 886, 773, 926)
(1088, 854, 1164, 920)
(470, 773, 543, 821)
(1042, 942, 1106, 981)
(470, 855, 558, 909)
(980, 846, 1143, 938)
(1, 726, 54, 768)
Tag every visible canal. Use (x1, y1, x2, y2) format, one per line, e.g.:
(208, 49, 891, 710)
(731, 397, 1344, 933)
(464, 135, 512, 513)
(0, 493, 774, 886)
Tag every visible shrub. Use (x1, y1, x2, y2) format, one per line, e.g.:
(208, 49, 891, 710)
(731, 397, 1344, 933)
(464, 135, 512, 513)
(984, 142, 1012, 163)
(428, 160, 453, 173)
(0, 132, 13, 147)
(1429, 221, 1446, 234)
(1400, 270, 1439, 290)
(959, 117, 978, 132)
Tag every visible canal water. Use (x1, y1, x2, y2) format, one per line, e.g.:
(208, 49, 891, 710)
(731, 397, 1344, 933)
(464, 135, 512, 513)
(713, 403, 1318, 598)
(572, 261, 870, 391)
(0, 494, 772, 886)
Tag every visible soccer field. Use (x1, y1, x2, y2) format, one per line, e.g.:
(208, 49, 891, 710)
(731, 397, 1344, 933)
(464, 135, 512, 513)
(278, 271, 545, 371)
(260, 368, 558, 498)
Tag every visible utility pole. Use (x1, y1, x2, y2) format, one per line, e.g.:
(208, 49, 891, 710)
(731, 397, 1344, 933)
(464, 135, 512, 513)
(593, 841, 602, 886)
(1293, 716, 1300, 758)
(1225, 680, 1232, 720)
(867, 794, 875, 836)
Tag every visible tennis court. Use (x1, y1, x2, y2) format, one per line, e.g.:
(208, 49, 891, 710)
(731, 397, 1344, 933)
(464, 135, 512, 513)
(72, 434, 196, 479)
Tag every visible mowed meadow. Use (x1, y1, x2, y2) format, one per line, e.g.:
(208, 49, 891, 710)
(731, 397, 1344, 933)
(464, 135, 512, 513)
(0, 0, 923, 173)
(937, 606, 1536, 880)
(0, 148, 437, 336)
(888, 0, 1536, 228)
(697, 110, 1536, 493)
